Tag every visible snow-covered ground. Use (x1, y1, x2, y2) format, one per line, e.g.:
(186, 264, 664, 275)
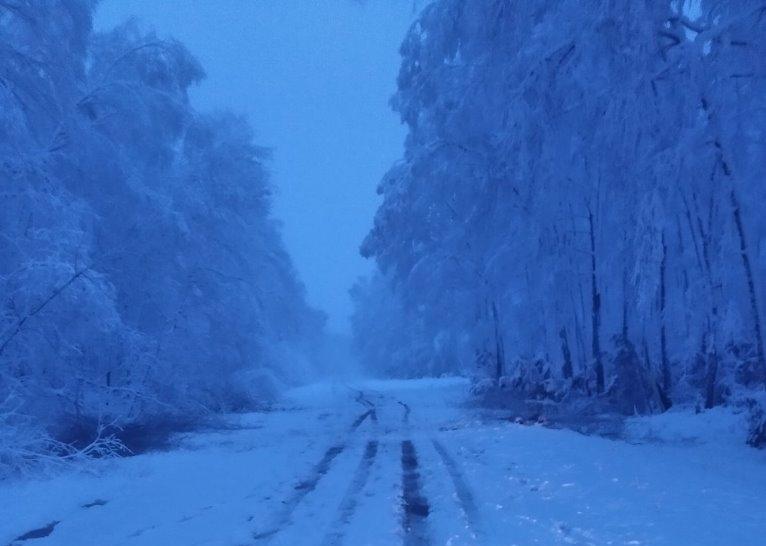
(2, 378, 765, 545)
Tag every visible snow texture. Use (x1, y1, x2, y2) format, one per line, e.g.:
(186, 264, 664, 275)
(2, 378, 765, 545)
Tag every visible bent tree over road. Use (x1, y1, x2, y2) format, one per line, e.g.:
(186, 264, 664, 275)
(3, 378, 766, 546)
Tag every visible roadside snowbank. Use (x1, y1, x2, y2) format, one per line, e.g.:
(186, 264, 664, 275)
(624, 405, 750, 446)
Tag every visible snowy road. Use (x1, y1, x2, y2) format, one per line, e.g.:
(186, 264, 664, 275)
(3, 378, 766, 546)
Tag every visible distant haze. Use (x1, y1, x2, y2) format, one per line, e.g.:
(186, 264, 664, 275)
(95, 0, 415, 333)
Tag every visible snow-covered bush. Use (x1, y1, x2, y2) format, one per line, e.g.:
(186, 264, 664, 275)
(0, 390, 126, 478)
(605, 337, 667, 416)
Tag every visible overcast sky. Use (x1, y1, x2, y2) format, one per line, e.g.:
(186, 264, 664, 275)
(95, 0, 415, 333)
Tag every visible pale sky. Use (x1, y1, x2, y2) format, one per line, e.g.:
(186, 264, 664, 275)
(95, 0, 415, 333)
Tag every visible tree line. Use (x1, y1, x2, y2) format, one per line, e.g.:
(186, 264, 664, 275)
(1, 0, 323, 475)
(353, 0, 766, 431)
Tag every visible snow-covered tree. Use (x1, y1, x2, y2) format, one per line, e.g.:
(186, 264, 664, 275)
(355, 0, 765, 415)
(1, 0, 322, 475)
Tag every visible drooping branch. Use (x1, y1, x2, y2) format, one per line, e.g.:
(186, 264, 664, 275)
(0, 267, 88, 357)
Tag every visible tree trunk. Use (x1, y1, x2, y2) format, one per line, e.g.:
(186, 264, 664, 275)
(588, 208, 604, 393)
(730, 190, 766, 381)
(705, 348, 719, 409)
(660, 231, 671, 393)
(689, 188, 721, 406)
(621, 267, 629, 340)
(491, 301, 505, 382)
(560, 327, 573, 379)
(698, 95, 765, 391)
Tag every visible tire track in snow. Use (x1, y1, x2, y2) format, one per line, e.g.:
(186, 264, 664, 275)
(431, 439, 482, 539)
(252, 398, 376, 542)
(350, 409, 375, 431)
(400, 440, 431, 546)
(350, 389, 377, 430)
(252, 443, 346, 541)
(319, 440, 379, 546)
(353, 389, 375, 409)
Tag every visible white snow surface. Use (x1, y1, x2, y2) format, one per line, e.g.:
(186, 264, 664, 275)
(1, 377, 765, 545)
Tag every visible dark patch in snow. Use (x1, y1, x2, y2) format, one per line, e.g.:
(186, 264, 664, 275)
(57, 416, 204, 456)
(11, 521, 59, 543)
(252, 528, 280, 540)
(475, 391, 629, 440)
(127, 526, 157, 538)
(81, 499, 108, 508)
(400, 440, 431, 545)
